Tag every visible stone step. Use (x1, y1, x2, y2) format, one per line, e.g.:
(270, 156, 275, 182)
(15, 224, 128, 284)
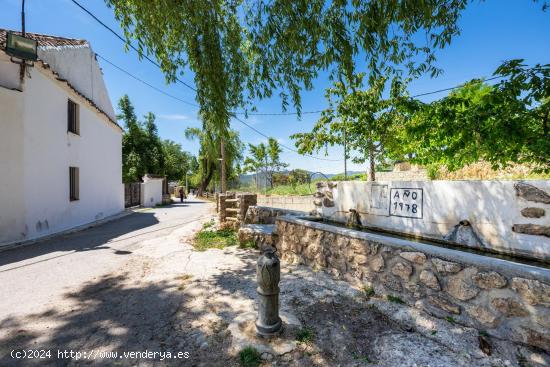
(225, 216, 238, 221)
(226, 199, 238, 203)
(226, 208, 239, 213)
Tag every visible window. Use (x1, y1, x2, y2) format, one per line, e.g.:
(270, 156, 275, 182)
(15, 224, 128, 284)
(69, 167, 79, 201)
(67, 99, 80, 135)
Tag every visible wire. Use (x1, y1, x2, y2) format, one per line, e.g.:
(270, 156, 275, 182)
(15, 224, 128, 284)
(97, 54, 199, 107)
(410, 75, 504, 98)
(71, 0, 197, 93)
(72, 0, 511, 117)
(231, 115, 343, 161)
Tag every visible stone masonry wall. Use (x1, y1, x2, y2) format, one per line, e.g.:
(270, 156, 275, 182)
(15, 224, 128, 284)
(276, 216, 550, 351)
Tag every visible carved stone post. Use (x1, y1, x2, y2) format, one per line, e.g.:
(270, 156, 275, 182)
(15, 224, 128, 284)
(256, 247, 282, 337)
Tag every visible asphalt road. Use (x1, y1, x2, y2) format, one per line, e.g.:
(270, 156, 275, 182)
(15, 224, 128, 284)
(0, 199, 212, 321)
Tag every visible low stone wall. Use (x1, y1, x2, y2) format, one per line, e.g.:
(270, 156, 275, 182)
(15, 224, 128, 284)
(276, 215, 550, 351)
(257, 195, 314, 212)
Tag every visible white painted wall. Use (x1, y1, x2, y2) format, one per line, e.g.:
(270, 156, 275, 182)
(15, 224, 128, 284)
(0, 84, 25, 243)
(0, 50, 123, 246)
(39, 45, 116, 121)
(141, 178, 163, 207)
(318, 180, 550, 260)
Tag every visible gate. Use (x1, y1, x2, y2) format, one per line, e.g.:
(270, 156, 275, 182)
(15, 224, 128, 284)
(124, 182, 141, 207)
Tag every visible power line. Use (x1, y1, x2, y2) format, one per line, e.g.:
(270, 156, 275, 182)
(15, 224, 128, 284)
(73, 0, 509, 118)
(95, 54, 512, 162)
(231, 114, 343, 162)
(71, 0, 197, 93)
(97, 54, 199, 107)
(96, 53, 341, 161)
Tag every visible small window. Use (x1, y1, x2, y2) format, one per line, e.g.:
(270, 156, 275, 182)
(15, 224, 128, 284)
(69, 167, 79, 201)
(68, 99, 80, 135)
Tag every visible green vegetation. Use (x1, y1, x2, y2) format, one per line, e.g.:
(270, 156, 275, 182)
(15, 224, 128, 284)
(445, 316, 457, 324)
(243, 138, 288, 191)
(118, 95, 198, 183)
(296, 327, 315, 344)
(293, 74, 409, 181)
(238, 240, 257, 250)
(193, 227, 238, 251)
(386, 295, 405, 304)
(352, 353, 371, 363)
(399, 61, 550, 173)
(361, 285, 375, 298)
(107, 0, 482, 189)
(185, 127, 243, 195)
(239, 346, 261, 367)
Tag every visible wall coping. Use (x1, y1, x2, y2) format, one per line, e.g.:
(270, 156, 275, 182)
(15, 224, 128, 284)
(277, 215, 550, 283)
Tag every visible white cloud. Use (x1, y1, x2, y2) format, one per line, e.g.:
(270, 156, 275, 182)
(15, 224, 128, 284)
(159, 114, 190, 121)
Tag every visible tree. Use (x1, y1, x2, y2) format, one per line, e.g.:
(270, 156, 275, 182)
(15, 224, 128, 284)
(292, 74, 406, 181)
(118, 95, 167, 182)
(244, 138, 288, 190)
(400, 60, 550, 172)
(106, 0, 481, 189)
(185, 126, 243, 194)
(161, 140, 197, 181)
(243, 142, 267, 191)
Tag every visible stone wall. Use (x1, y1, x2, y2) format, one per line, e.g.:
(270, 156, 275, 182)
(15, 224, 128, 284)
(257, 195, 314, 212)
(314, 180, 550, 261)
(276, 216, 550, 351)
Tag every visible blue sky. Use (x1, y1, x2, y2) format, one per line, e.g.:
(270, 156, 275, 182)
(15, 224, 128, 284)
(1, 0, 549, 173)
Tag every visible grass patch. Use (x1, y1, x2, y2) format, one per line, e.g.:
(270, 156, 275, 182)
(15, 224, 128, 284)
(361, 285, 375, 298)
(202, 220, 215, 229)
(193, 228, 238, 251)
(296, 327, 315, 344)
(431, 330, 438, 335)
(352, 352, 371, 363)
(239, 240, 257, 249)
(239, 346, 261, 367)
(386, 295, 405, 304)
(445, 316, 457, 324)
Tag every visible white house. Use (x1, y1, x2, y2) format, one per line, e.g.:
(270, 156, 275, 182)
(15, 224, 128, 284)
(0, 29, 124, 247)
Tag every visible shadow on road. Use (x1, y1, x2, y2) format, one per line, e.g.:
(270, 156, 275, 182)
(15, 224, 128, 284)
(0, 212, 160, 269)
(0, 246, 259, 367)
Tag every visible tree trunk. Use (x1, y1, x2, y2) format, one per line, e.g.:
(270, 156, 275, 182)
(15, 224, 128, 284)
(369, 144, 376, 182)
(199, 162, 215, 194)
(220, 140, 227, 193)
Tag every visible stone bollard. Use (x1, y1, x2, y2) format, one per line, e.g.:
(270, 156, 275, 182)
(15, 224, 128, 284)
(256, 247, 282, 337)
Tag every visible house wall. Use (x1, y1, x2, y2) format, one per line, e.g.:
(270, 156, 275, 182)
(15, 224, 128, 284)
(0, 85, 25, 243)
(0, 59, 123, 247)
(39, 46, 116, 121)
(315, 181, 550, 261)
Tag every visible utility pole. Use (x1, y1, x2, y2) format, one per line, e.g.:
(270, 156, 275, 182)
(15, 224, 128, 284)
(21, 0, 26, 35)
(343, 123, 348, 180)
(220, 140, 226, 193)
(264, 154, 268, 196)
